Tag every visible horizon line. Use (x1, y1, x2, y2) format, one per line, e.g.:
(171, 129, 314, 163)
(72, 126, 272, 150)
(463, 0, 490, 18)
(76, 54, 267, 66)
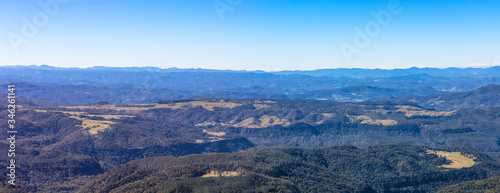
(0, 64, 499, 73)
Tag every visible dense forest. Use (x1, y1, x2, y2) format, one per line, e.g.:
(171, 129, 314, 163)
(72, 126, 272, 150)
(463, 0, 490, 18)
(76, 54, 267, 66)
(438, 176, 500, 193)
(80, 144, 500, 192)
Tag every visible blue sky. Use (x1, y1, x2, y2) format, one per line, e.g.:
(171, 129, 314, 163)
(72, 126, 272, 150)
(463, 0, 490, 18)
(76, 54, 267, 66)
(1, 0, 499, 71)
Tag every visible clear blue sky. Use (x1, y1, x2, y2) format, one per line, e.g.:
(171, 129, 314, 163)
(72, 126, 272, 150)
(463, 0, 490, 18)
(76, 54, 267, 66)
(1, 0, 499, 71)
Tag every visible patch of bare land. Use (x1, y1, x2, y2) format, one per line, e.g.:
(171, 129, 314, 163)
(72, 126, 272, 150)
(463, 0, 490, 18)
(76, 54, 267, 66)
(31, 109, 135, 134)
(196, 115, 291, 128)
(153, 100, 243, 111)
(396, 105, 455, 117)
(201, 170, 243, 178)
(427, 150, 476, 169)
(69, 116, 115, 135)
(202, 129, 226, 136)
(347, 115, 397, 126)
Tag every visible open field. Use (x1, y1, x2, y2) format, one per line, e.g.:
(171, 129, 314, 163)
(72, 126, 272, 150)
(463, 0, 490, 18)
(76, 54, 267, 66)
(348, 115, 397, 126)
(427, 150, 476, 169)
(201, 170, 243, 178)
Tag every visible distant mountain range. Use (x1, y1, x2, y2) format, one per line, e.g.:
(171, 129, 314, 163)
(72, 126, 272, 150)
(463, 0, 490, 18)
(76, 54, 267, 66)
(273, 66, 500, 78)
(1, 66, 500, 110)
(388, 84, 500, 110)
(2, 66, 499, 91)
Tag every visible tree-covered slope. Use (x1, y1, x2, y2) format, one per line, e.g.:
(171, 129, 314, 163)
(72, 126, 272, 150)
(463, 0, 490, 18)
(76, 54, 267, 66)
(2, 98, 500, 192)
(80, 144, 500, 193)
(438, 176, 500, 193)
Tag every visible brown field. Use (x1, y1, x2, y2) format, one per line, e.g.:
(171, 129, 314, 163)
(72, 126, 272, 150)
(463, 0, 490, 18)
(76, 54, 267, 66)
(201, 170, 242, 178)
(396, 105, 455, 117)
(427, 150, 476, 169)
(348, 115, 397, 126)
(69, 116, 115, 135)
(153, 101, 243, 111)
(33, 109, 134, 134)
(196, 115, 291, 128)
(202, 129, 226, 136)
(61, 105, 150, 112)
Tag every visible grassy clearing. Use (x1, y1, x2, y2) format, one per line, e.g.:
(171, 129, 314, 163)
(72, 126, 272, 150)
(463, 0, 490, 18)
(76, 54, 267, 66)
(34, 110, 134, 120)
(33, 109, 135, 134)
(201, 170, 242, 178)
(70, 116, 115, 135)
(153, 101, 243, 111)
(427, 150, 476, 169)
(348, 115, 397, 126)
(196, 115, 291, 128)
(321, 113, 336, 118)
(396, 105, 455, 117)
(195, 137, 225, 143)
(202, 129, 226, 136)
(253, 104, 271, 109)
(231, 115, 291, 128)
(314, 113, 337, 125)
(60, 100, 244, 112)
(62, 105, 150, 112)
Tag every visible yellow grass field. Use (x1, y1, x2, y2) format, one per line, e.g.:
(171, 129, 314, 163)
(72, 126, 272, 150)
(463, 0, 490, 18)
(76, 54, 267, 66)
(201, 170, 242, 178)
(396, 105, 455, 117)
(348, 115, 398, 126)
(34, 109, 134, 134)
(202, 129, 226, 136)
(69, 116, 115, 135)
(196, 115, 291, 128)
(427, 150, 476, 169)
(153, 101, 243, 111)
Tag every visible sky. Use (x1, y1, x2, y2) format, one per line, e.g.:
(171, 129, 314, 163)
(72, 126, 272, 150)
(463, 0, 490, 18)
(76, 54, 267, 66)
(1, 0, 499, 71)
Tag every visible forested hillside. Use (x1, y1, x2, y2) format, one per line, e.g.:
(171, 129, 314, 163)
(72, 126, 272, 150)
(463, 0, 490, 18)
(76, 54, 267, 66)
(438, 176, 500, 193)
(80, 144, 500, 193)
(1, 98, 499, 192)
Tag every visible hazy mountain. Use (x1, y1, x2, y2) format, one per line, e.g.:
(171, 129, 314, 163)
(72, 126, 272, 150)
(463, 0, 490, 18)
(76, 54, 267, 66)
(295, 85, 445, 102)
(273, 66, 500, 78)
(388, 84, 500, 110)
(2, 66, 500, 94)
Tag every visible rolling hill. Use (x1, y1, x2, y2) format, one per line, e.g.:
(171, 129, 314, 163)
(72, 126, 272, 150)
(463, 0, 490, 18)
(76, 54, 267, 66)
(79, 144, 500, 192)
